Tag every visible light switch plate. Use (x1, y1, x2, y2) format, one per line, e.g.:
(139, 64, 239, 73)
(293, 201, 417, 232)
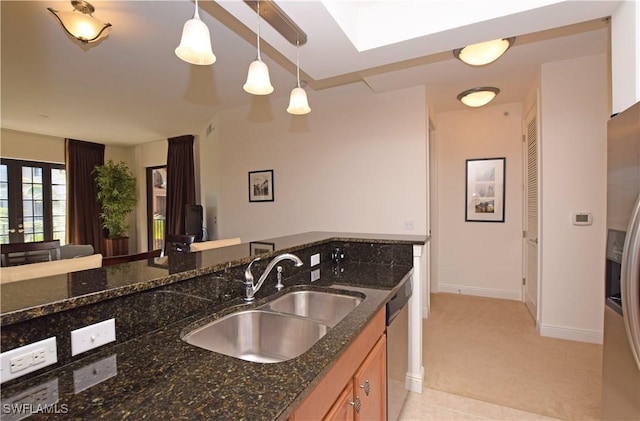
(1, 337, 57, 383)
(71, 319, 116, 356)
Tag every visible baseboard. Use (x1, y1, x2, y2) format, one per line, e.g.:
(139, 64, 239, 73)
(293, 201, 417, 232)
(539, 323, 603, 344)
(405, 366, 424, 393)
(438, 283, 521, 301)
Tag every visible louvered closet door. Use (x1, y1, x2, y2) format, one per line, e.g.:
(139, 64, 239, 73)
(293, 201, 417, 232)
(524, 107, 539, 323)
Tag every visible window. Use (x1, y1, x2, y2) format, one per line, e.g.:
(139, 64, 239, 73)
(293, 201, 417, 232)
(0, 159, 66, 244)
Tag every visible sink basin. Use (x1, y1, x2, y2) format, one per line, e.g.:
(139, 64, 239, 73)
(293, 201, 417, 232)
(182, 310, 328, 363)
(261, 290, 362, 327)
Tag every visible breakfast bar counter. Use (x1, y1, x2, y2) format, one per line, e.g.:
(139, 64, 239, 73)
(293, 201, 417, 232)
(0, 232, 426, 420)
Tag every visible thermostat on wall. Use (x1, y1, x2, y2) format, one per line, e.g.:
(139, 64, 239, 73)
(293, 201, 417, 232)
(572, 212, 593, 226)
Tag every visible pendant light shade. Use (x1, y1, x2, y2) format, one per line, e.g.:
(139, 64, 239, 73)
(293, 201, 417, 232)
(287, 87, 311, 115)
(243, 0, 274, 95)
(457, 87, 500, 107)
(175, 0, 216, 65)
(244, 60, 274, 95)
(47, 0, 111, 44)
(287, 41, 310, 115)
(454, 37, 515, 66)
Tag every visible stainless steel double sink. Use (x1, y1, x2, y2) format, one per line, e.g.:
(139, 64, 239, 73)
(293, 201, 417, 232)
(182, 290, 363, 363)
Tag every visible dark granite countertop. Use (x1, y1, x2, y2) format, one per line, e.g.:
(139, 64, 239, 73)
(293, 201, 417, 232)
(0, 262, 413, 420)
(1, 232, 426, 325)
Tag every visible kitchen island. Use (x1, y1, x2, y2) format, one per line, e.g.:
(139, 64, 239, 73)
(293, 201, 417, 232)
(0, 232, 426, 420)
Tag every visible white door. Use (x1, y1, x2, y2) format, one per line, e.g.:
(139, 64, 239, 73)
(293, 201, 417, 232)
(523, 103, 539, 323)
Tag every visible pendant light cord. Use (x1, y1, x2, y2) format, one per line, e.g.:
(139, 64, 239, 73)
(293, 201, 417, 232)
(257, 0, 262, 61)
(194, 0, 200, 19)
(296, 39, 301, 88)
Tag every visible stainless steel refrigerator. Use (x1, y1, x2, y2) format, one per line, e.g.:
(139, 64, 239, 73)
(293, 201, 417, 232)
(602, 100, 640, 420)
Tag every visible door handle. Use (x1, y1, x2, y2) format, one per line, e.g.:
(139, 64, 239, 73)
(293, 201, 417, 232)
(348, 397, 361, 413)
(359, 380, 370, 396)
(621, 194, 640, 369)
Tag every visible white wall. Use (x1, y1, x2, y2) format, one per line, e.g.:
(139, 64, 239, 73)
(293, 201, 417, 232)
(539, 53, 608, 344)
(211, 84, 429, 241)
(133, 139, 167, 252)
(433, 103, 524, 301)
(611, 0, 640, 113)
(0, 129, 65, 163)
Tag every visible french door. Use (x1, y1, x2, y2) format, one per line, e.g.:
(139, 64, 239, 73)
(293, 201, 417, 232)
(0, 159, 66, 244)
(146, 166, 167, 251)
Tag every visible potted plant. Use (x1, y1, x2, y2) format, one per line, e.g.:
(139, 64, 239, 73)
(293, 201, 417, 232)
(94, 160, 137, 256)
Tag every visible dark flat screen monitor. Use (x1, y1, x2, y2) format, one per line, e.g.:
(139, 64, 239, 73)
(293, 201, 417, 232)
(185, 204, 203, 241)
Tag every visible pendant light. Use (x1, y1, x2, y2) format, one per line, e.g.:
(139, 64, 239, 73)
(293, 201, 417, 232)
(287, 40, 311, 115)
(47, 0, 111, 44)
(243, 0, 274, 95)
(175, 0, 216, 65)
(457, 87, 500, 107)
(454, 38, 515, 66)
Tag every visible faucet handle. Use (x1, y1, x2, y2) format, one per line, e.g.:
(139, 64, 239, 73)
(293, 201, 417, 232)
(245, 257, 260, 283)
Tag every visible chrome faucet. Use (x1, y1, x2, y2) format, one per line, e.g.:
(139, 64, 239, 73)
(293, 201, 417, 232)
(243, 253, 303, 302)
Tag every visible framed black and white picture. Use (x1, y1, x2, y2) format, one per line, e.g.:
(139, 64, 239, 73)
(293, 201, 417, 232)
(250, 241, 275, 256)
(465, 158, 506, 222)
(248, 170, 274, 202)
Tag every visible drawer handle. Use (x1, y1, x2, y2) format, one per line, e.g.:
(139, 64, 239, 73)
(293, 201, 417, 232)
(349, 397, 361, 413)
(360, 380, 370, 396)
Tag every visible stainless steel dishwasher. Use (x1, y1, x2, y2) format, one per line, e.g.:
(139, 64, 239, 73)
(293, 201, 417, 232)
(386, 275, 412, 421)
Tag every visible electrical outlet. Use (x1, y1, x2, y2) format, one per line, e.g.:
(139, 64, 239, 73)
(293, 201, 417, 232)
(311, 269, 320, 282)
(1, 337, 57, 383)
(73, 354, 118, 394)
(404, 220, 415, 230)
(71, 319, 116, 356)
(310, 253, 320, 267)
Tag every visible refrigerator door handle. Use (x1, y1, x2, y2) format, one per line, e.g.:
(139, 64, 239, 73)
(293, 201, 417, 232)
(622, 193, 640, 369)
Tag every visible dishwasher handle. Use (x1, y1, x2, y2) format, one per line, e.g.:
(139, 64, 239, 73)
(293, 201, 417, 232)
(386, 276, 413, 325)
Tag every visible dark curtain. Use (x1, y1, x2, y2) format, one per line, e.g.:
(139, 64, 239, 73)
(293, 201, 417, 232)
(166, 135, 196, 237)
(66, 139, 105, 254)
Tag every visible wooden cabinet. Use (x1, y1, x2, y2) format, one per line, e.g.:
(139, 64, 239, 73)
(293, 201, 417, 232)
(352, 335, 386, 420)
(324, 382, 355, 421)
(290, 309, 387, 421)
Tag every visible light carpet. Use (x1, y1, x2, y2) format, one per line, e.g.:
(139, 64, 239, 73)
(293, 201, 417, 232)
(423, 293, 603, 420)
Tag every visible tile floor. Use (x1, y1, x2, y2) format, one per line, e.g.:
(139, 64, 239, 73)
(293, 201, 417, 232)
(398, 388, 561, 421)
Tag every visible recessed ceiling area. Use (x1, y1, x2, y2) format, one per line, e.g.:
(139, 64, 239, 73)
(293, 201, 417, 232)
(0, 1, 617, 146)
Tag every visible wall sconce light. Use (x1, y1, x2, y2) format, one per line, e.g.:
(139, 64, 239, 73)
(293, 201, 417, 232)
(47, 0, 111, 44)
(453, 37, 515, 66)
(175, 0, 216, 65)
(287, 41, 311, 115)
(243, 0, 274, 95)
(457, 87, 500, 107)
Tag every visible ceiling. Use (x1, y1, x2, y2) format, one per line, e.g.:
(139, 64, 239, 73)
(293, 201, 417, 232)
(0, 1, 617, 146)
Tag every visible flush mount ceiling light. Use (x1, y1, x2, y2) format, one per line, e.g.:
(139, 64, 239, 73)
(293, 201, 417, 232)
(243, 0, 274, 95)
(175, 0, 216, 65)
(457, 87, 500, 107)
(47, 0, 111, 44)
(287, 41, 311, 115)
(453, 37, 515, 66)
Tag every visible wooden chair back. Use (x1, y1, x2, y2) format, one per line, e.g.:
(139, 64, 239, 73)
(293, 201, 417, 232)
(102, 249, 162, 267)
(1, 240, 61, 267)
(190, 238, 242, 252)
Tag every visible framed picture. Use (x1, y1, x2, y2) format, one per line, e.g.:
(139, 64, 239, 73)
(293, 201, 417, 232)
(250, 241, 275, 255)
(465, 157, 506, 222)
(248, 170, 274, 202)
